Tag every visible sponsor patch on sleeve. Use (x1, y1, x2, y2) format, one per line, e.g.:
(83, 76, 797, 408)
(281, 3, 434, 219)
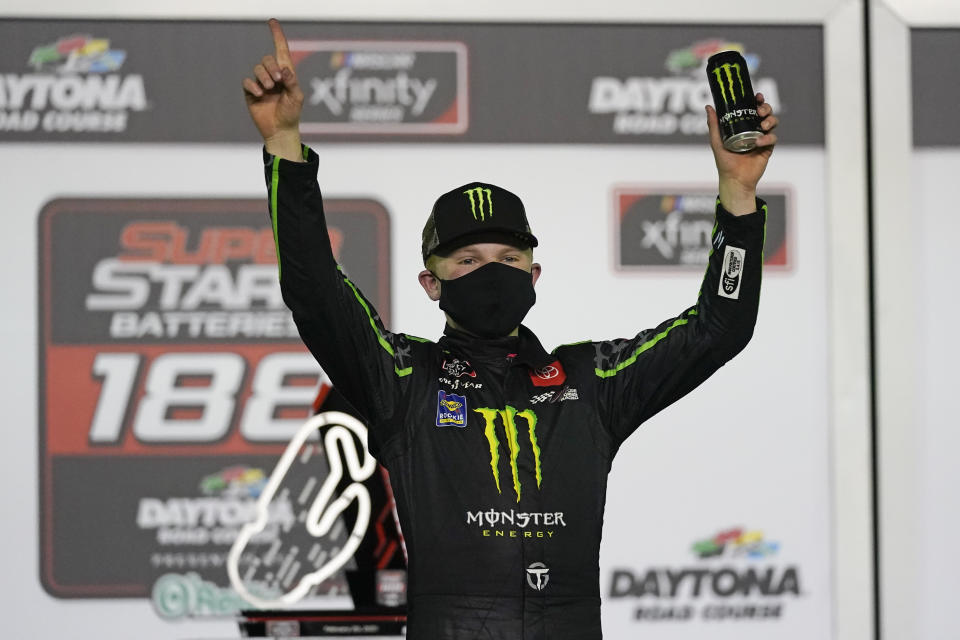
(436, 390, 467, 427)
(718, 245, 746, 300)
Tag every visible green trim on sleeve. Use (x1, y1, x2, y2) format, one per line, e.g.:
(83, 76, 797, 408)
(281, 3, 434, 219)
(550, 339, 592, 355)
(405, 334, 432, 343)
(594, 317, 689, 378)
(270, 158, 282, 280)
(338, 266, 412, 377)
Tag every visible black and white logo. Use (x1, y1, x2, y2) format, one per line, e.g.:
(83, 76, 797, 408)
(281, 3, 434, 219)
(535, 365, 559, 380)
(442, 358, 476, 378)
(526, 562, 550, 591)
(530, 387, 579, 405)
(718, 246, 746, 300)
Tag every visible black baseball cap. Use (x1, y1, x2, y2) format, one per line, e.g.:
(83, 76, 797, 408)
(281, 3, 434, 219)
(421, 181, 539, 262)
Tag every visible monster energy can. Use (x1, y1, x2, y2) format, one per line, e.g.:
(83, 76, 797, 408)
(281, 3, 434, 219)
(706, 51, 763, 152)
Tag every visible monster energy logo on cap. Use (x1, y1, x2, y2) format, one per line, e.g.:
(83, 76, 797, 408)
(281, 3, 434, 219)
(463, 186, 493, 221)
(421, 181, 539, 262)
(475, 406, 540, 502)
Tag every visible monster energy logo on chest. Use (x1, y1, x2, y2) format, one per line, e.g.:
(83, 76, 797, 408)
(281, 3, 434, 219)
(463, 187, 493, 221)
(474, 406, 540, 502)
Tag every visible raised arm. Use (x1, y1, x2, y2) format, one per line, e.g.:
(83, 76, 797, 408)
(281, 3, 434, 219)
(242, 19, 304, 162)
(710, 93, 778, 214)
(589, 96, 778, 447)
(242, 20, 413, 444)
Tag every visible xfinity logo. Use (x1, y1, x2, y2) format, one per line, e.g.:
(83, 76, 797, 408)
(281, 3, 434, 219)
(641, 210, 715, 261)
(615, 190, 795, 271)
(291, 40, 468, 134)
(526, 562, 550, 591)
(309, 67, 437, 117)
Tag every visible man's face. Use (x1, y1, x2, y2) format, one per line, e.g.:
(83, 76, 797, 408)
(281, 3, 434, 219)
(418, 241, 541, 302)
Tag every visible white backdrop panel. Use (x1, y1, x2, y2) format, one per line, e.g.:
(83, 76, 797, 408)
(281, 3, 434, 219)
(0, 140, 830, 638)
(912, 150, 960, 640)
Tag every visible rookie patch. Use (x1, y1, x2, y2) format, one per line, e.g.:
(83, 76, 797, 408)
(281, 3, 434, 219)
(718, 245, 746, 300)
(436, 390, 467, 427)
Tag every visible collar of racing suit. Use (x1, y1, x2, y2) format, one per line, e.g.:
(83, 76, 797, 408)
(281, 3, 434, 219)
(438, 323, 556, 371)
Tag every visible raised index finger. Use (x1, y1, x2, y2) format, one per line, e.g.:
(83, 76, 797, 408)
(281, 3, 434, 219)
(269, 19, 292, 67)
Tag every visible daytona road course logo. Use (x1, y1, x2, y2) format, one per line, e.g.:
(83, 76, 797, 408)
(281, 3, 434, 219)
(0, 34, 147, 133)
(608, 526, 801, 623)
(587, 38, 780, 137)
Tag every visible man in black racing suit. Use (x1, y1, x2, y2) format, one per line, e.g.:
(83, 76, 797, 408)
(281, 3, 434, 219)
(242, 20, 778, 640)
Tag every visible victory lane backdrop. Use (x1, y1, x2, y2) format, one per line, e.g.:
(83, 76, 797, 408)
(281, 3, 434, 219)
(5, 15, 837, 640)
(0, 19, 822, 145)
(37, 198, 390, 606)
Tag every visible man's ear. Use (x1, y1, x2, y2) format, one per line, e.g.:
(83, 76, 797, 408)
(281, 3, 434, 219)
(418, 269, 442, 301)
(531, 263, 542, 286)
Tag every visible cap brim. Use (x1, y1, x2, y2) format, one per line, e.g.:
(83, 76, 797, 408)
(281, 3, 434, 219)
(430, 229, 538, 258)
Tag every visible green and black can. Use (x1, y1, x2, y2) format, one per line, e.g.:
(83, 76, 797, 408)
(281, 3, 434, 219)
(706, 51, 763, 152)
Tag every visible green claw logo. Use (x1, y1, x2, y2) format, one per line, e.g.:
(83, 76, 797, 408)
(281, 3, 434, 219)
(712, 62, 746, 109)
(474, 406, 540, 502)
(463, 187, 494, 221)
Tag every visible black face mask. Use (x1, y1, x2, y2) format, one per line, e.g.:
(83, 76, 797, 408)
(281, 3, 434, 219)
(437, 262, 536, 338)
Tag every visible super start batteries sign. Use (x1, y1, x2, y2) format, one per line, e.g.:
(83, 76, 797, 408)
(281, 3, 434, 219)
(38, 198, 390, 610)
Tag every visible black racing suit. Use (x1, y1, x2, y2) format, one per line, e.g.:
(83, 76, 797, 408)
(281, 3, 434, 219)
(265, 147, 766, 639)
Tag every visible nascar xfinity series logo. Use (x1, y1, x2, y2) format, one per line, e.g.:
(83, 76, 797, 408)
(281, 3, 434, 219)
(608, 526, 801, 623)
(587, 39, 779, 137)
(291, 40, 468, 134)
(0, 34, 147, 133)
(616, 189, 791, 270)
